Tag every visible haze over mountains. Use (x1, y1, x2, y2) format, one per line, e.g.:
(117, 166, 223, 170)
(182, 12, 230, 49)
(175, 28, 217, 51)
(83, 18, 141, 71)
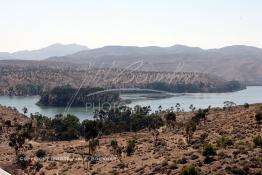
(47, 44, 262, 85)
(0, 43, 88, 60)
(1, 44, 262, 85)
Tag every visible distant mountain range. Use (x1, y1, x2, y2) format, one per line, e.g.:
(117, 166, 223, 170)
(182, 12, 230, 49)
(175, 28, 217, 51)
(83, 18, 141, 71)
(47, 44, 262, 85)
(0, 43, 88, 60)
(1, 44, 262, 85)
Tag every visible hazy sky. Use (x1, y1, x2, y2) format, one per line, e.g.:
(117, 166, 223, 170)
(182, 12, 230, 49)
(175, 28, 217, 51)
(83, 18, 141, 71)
(1, 0, 262, 52)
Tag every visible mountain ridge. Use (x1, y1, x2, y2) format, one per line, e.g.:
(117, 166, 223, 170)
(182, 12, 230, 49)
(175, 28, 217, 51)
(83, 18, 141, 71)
(1, 44, 262, 85)
(46, 44, 262, 85)
(0, 43, 89, 60)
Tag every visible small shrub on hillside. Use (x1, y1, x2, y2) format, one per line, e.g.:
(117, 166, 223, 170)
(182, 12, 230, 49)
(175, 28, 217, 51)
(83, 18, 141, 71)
(110, 140, 118, 150)
(16, 154, 30, 170)
(253, 135, 262, 147)
(180, 164, 200, 175)
(126, 140, 136, 156)
(4, 120, 12, 127)
(89, 139, 99, 154)
(36, 149, 46, 158)
(244, 103, 249, 108)
(203, 144, 216, 156)
(33, 162, 43, 172)
(216, 136, 234, 148)
(116, 146, 123, 160)
(255, 112, 262, 123)
(199, 133, 208, 143)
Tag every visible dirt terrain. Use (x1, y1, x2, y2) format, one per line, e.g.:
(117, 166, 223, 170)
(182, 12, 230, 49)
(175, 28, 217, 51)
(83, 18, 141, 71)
(0, 104, 262, 175)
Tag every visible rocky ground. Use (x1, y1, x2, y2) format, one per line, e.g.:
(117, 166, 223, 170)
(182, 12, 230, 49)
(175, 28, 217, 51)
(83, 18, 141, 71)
(0, 104, 262, 175)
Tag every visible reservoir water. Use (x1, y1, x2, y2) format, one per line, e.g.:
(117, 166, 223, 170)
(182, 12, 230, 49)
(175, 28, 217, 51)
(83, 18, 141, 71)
(0, 86, 261, 121)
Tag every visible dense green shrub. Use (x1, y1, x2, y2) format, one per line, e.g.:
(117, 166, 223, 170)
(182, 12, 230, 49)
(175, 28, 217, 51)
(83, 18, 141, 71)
(164, 112, 176, 126)
(81, 120, 99, 140)
(126, 140, 136, 156)
(51, 114, 81, 140)
(203, 144, 216, 156)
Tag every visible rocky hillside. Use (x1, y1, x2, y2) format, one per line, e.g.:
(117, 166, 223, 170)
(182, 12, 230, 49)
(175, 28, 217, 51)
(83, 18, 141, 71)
(0, 103, 261, 174)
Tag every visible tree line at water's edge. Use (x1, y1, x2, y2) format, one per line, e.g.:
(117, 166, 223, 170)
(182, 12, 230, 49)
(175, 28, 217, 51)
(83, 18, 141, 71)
(2, 79, 245, 98)
(29, 105, 164, 141)
(145, 80, 245, 93)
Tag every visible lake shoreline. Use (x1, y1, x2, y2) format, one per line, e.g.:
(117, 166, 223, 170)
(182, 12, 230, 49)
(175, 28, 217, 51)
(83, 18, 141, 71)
(0, 86, 261, 121)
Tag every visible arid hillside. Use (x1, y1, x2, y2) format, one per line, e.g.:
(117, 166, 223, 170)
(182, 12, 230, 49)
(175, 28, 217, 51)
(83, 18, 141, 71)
(0, 103, 261, 175)
(0, 60, 242, 96)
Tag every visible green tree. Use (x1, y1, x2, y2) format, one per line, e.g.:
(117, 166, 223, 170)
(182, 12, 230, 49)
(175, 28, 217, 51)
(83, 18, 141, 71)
(51, 114, 81, 140)
(164, 111, 176, 129)
(82, 120, 99, 154)
(9, 130, 32, 155)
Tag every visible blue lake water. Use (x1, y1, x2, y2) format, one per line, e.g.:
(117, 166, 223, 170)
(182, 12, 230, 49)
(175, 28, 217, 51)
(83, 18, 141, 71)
(0, 86, 261, 121)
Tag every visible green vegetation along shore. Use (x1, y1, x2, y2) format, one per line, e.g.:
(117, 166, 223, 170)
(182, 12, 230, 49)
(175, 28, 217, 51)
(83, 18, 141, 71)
(37, 85, 120, 107)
